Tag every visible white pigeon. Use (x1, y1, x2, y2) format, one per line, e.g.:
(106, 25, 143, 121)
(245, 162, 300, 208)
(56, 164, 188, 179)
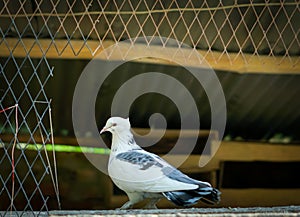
(100, 117, 221, 209)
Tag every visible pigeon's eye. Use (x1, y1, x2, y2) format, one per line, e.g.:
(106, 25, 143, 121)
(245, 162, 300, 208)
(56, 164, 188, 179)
(112, 123, 117, 127)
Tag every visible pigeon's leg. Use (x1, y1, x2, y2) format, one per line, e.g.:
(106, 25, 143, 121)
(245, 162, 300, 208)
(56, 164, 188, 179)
(118, 201, 134, 210)
(118, 192, 144, 210)
(143, 193, 162, 209)
(143, 198, 160, 209)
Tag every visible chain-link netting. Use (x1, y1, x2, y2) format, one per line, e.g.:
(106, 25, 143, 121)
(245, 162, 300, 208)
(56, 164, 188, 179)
(0, 0, 299, 215)
(1, 0, 61, 215)
(0, 66, 60, 215)
(0, 0, 299, 67)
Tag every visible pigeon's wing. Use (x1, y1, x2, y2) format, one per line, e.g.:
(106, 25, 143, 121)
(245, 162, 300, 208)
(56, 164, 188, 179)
(115, 150, 164, 170)
(161, 166, 212, 189)
(108, 149, 203, 193)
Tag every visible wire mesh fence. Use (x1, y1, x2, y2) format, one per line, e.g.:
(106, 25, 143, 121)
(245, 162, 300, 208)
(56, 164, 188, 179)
(0, 0, 299, 67)
(0, 0, 299, 215)
(0, 78, 60, 215)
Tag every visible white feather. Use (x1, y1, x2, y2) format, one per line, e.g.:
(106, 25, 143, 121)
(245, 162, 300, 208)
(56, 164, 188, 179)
(108, 149, 198, 193)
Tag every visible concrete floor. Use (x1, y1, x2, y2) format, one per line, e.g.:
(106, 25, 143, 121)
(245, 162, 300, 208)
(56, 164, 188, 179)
(2, 206, 300, 217)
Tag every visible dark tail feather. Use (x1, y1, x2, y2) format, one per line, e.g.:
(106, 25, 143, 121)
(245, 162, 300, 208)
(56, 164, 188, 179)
(163, 188, 221, 207)
(200, 188, 221, 205)
(163, 191, 201, 206)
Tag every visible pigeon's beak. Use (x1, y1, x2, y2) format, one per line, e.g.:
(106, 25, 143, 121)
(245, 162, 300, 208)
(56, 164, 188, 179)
(100, 124, 113, 134)
(100, 126, 109, 134)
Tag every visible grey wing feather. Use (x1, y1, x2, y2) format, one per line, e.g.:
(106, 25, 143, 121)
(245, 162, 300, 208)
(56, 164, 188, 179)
(116, 151, 163, 170)
(162, 166, 212, 189)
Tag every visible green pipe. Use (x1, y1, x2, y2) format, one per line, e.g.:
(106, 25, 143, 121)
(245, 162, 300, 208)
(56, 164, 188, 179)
(17, 143, 110, 155)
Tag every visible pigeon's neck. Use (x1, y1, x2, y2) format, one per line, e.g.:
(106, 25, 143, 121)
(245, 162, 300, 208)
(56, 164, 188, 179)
(111, 130, 140, 153)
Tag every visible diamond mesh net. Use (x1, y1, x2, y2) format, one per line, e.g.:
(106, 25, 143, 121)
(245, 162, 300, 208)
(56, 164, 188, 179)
(1, 0, 299, 65)
(0, 0, 299, 214)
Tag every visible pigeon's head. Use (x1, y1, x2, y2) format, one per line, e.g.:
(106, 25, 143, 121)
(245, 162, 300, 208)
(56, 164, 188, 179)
(100, 117, 131, 135)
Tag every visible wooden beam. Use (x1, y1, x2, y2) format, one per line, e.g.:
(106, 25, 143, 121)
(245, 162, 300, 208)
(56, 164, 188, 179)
(0, 128, 216, 154)
(219, 188, 300, 207)
(2, 131, 300, 174)
(163, 141, 300, 173)
(133, 128, 215, 139)
(1, 38, 299, 74)
(215, 141, 300, 162)
(2, 133, 299, 173)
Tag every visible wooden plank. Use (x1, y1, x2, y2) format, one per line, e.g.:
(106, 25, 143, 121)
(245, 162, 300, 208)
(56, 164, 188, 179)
(215, 141, 300, 162)
(219, 188, 300, 207)
(163, 141, 300, 173)
(0, 38, 108, 59)
(0, 128, 216, 152)
(1, 38, 299, 74)
(0, 133, 96, 146)
(0, 128, 213, 143)
(2, 133, 299, 164)
(199, 141, 300, 172)
(3, 133, 299, 172)
(133, 128, 215, 139)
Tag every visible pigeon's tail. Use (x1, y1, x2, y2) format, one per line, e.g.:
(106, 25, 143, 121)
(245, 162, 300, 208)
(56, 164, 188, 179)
(163, 187, 221, 207)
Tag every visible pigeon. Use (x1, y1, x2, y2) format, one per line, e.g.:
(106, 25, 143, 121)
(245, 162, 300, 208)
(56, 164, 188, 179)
(100, 117, 221, 209)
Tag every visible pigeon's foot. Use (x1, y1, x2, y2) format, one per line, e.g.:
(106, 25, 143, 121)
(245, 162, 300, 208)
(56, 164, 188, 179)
(143, 198, 160, 209)
(117, 201, 134, 210)
(118, 193, 145, 210)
